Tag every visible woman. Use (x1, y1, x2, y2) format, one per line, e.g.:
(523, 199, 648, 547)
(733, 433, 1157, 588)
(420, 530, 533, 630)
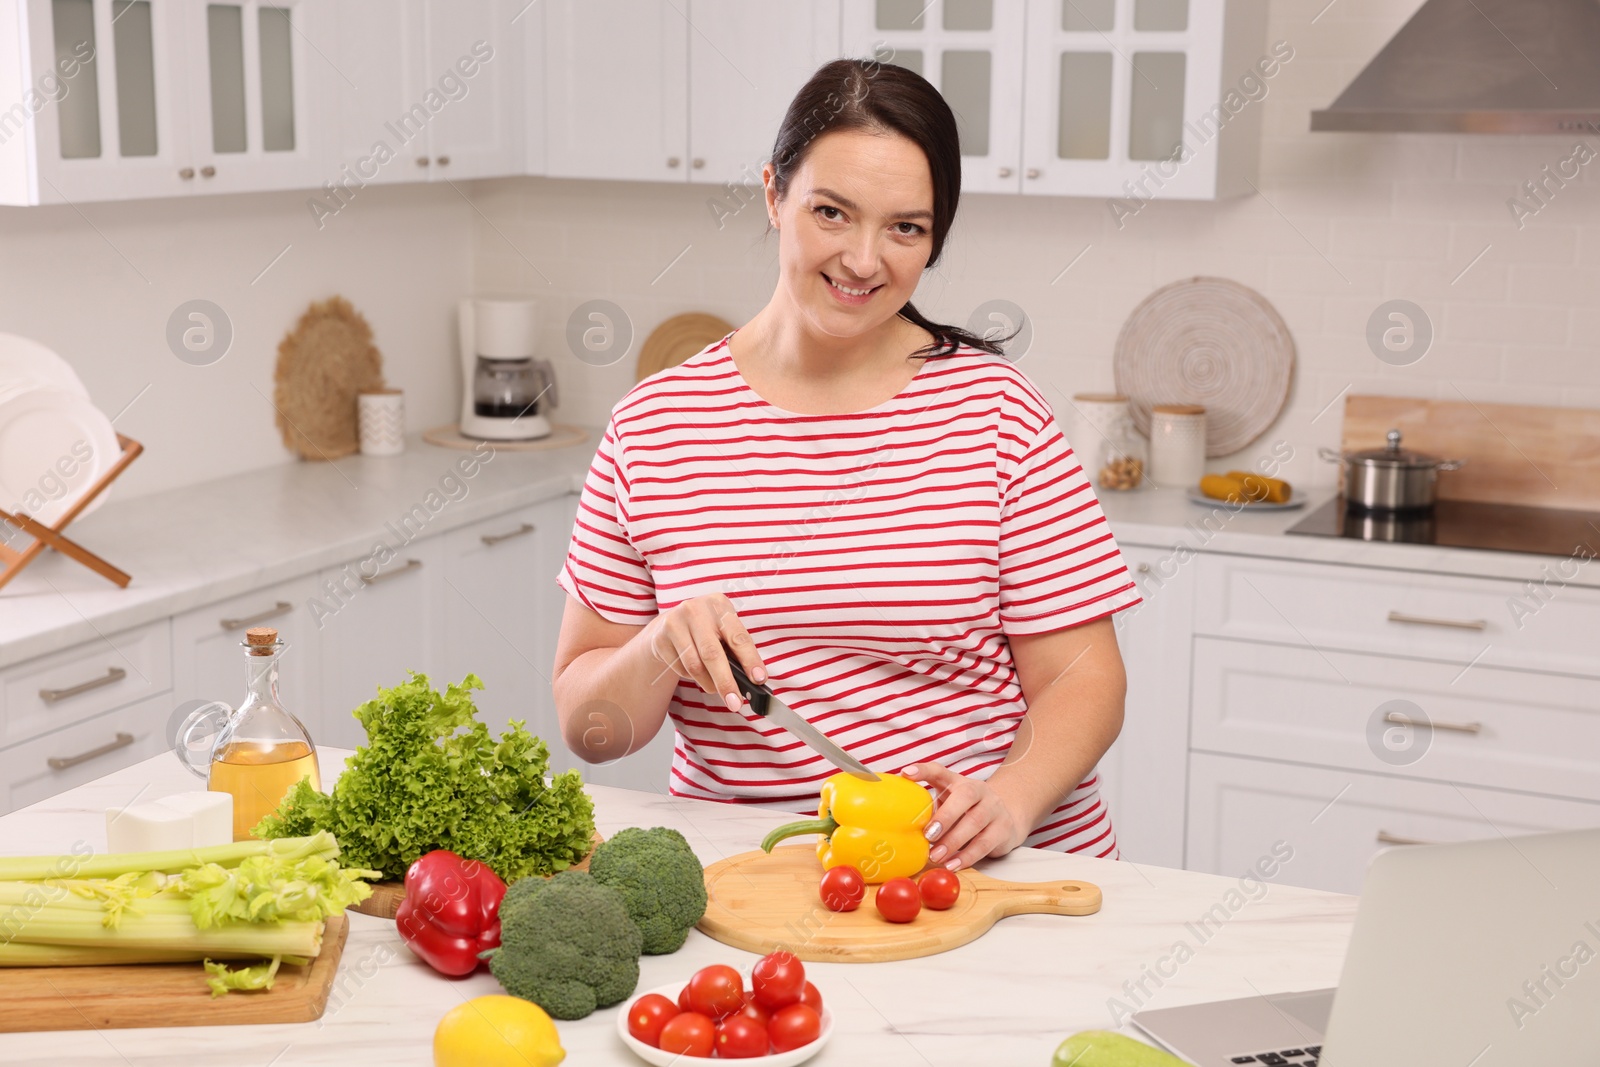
(553, 59, 1140, 871)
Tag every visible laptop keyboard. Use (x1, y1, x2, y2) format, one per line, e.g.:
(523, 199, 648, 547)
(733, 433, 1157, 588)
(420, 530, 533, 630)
(1230, 1047, 1320, 1065)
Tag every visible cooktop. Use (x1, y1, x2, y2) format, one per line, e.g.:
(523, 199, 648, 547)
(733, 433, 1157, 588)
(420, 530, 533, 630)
(1285, 496, 1600, 559)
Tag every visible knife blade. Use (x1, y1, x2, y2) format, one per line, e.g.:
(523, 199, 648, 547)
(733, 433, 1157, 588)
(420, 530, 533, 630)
(722, 652, 880, 781)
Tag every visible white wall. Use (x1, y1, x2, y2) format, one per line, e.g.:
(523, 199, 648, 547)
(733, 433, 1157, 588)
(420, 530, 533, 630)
(470, 0, 1600, 494)
(0, 183, 474, 500)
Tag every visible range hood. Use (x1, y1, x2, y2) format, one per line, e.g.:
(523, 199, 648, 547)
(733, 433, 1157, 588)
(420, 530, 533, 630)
(1311, 0, 1600, 134)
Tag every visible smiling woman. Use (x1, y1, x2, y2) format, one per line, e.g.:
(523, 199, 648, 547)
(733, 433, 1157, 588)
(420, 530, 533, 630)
(552, 59, 1142, 870)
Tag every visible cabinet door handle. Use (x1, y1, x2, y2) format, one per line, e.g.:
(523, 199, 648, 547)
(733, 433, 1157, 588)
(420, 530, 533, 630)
(998, 166, 1012, 178)
(1135, 562, 1151, 573)
(39, 667, 128, 704)
(1386, 610, 1487, 631)
(220, 601, 293, 631)
(179, 167, 195, 179)
(667, 156, 681, 168)
(435, 155, 450, 166)
(1383, 710, 1482, 735)
(48, 732, 135, 770)
(361, 558, 423, 585)
(1026, 167, 1040, 179)
(1376, 829, 1433, 846)
(481, 523, 535, 547)
(416, 155, 430, 167)
(200, 165, 215, 178)
(691, 157, 704, 169)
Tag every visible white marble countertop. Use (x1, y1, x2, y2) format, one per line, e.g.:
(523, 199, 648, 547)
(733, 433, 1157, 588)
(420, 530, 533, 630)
(0, 433, 597, 669)
(6, 424, 1587, 671)
(0, 749, 1358, 1066)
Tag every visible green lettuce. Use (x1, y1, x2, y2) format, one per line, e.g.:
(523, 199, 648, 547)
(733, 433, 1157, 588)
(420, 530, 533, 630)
(254, 672, 596, 882)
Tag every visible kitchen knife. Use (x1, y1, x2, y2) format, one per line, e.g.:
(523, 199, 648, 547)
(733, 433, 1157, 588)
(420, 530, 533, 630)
(722, 651, 880, 782)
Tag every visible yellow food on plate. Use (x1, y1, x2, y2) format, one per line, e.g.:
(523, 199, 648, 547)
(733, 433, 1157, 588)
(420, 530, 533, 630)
(435, 995, 565, 1067)
(1224, 469, 1292, 503)
(1198, 474, 1249, 504)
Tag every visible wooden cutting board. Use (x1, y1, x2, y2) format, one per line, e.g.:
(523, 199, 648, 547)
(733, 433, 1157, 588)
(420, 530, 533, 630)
(697, 846, 1101, 963)
(0, 913, 349, 1032)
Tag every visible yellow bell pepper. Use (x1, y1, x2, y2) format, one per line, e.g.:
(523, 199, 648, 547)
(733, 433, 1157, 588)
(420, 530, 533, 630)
(759, 773, 934, 885)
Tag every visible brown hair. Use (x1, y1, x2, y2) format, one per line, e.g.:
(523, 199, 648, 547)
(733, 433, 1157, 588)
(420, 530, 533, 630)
(767, 57, 1015, 360)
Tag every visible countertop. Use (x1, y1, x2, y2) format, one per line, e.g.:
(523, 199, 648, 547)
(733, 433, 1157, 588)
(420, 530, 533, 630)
(0, 748, 1359, 1066)
(4, 426, 1589, 669)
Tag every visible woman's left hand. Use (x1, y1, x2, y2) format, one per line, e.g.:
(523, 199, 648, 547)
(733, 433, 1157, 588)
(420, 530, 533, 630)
(903, 762, 1030, 872)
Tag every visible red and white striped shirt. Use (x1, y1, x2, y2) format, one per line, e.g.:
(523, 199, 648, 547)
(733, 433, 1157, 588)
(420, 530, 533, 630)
(557, 331, 1142, 858)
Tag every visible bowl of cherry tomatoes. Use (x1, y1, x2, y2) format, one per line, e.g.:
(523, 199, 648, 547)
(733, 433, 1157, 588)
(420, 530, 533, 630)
(618, 950, 833, 1064)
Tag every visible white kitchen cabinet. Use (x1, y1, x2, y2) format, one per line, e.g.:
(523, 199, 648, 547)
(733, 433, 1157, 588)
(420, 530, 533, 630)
(544, 0, 686, 182)
(1020, 0, 1267, 199)
(315, 536, 443, 750)
(1099, 545, 1192, 868)
(1190, 636, 1600, 803)
(0, 691, 174, 813)
(0, 618, 171, 749)
(8, 0, 334, 204)
(841, 0, 1025, 194)
(686, 0, 841, 188)
(333, 0, 520, 187)
(437, 502, 557, 742)
(171, 574, 324, 741)
(1187, 751, 1600, 895)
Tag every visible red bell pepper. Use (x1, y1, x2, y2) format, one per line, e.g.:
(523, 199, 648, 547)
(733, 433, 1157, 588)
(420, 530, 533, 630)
(393, 850, 507, 976)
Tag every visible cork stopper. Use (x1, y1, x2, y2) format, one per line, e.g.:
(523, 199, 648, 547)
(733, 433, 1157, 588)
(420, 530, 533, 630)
(246, 627, 280, 656)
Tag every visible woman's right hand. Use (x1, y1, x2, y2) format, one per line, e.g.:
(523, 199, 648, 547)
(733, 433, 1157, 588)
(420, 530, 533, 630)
(642, 593, 767, 711)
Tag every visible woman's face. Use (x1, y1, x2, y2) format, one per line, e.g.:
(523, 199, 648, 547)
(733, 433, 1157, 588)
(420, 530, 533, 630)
(764, 128, 935, 341)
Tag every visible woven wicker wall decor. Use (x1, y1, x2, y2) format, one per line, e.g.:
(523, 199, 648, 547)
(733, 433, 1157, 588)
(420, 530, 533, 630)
(1112, 276, 1295, 457)
(273, 296, 385, 461)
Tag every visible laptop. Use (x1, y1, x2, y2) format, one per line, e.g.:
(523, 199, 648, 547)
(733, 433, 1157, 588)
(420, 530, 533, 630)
(1131, 828, 1600, 1066)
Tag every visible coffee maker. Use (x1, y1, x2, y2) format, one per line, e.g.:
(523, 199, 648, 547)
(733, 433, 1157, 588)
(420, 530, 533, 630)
(457, 297, 557, 441)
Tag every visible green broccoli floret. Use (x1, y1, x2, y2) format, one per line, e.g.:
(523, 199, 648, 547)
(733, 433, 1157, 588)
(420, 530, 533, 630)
(587, 826, 708, 955)
(485, 869, 642, 1020)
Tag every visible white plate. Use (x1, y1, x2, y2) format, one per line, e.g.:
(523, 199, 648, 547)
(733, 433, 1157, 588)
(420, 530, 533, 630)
(1185, 487, 1305, 511)
(0, 333, 90, 402)
(0, 388, 120, 526)
(616, 982, 834, 1066)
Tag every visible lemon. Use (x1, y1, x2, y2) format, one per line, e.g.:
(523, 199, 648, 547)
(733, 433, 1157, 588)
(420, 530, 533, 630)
(434, 995, 566, 1067)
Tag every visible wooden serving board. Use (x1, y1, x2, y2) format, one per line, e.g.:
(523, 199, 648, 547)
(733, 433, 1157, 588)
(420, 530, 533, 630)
(0, 913, 349, 1032)
(350, 832, 604, 919)
(697, 846, 1102, 963)
(1343, 395, 1600, 510)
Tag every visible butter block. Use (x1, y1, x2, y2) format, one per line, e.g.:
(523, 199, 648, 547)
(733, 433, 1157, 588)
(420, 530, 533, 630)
(105, 791, 234, 852)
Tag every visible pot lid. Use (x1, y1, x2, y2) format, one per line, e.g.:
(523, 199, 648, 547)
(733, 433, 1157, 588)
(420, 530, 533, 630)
(1346, 428, 1446, 468)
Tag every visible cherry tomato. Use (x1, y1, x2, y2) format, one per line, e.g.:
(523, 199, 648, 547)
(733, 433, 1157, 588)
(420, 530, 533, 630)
(685, 963, 745, 1020)
(875, 877, 921, 923)
(626, 993, 679, 1047)
(752, 950, 806, 1010)
(678, 983, 693, 1013)
(768, 1003, 822, 1053)
(798, 980, 824, 1015)
(658, 1011, 715, 1057)
(714, 1014, 770, 1059)
(818, 864, 866, 912)
(917, 867, 961, 910)
(737, 990, 771, 1028)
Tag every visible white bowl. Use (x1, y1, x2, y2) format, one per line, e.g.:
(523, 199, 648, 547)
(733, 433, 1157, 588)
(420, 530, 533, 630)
(615, 981, 834, 1066)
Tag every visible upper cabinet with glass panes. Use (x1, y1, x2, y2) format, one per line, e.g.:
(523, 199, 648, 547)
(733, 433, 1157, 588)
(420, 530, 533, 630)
(1, 0, 334, 205)
(843, 0, 1271, 199)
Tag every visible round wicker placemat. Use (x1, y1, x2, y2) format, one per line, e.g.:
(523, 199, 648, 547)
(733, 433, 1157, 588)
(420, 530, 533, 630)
(273, 296, 384, 461)
(1113, 277, 1295, 457)
(636, 312, 735, 382)
(421, 423, 590, 452)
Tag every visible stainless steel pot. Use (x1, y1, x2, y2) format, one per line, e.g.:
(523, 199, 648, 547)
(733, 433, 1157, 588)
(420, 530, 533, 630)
(1318, 429, 1465, 512)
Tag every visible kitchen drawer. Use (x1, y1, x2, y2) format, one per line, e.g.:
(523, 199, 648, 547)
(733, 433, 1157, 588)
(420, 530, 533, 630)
(1191, 637, 1600, 801)
(1193, 554, 1600, 678)
(0, 693, 174, 815)
(1, 621, 172, 747)
(1187, 751, 1600, 895)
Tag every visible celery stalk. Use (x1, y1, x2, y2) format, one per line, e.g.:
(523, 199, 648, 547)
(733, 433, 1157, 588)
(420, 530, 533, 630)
(0, 906, 324, 956)
(0, 832, 341, 881)
(0, 942, 267, 966)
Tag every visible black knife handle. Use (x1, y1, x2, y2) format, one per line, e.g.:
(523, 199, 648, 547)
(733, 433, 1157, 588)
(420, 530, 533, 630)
(721, 643, 771, 717)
